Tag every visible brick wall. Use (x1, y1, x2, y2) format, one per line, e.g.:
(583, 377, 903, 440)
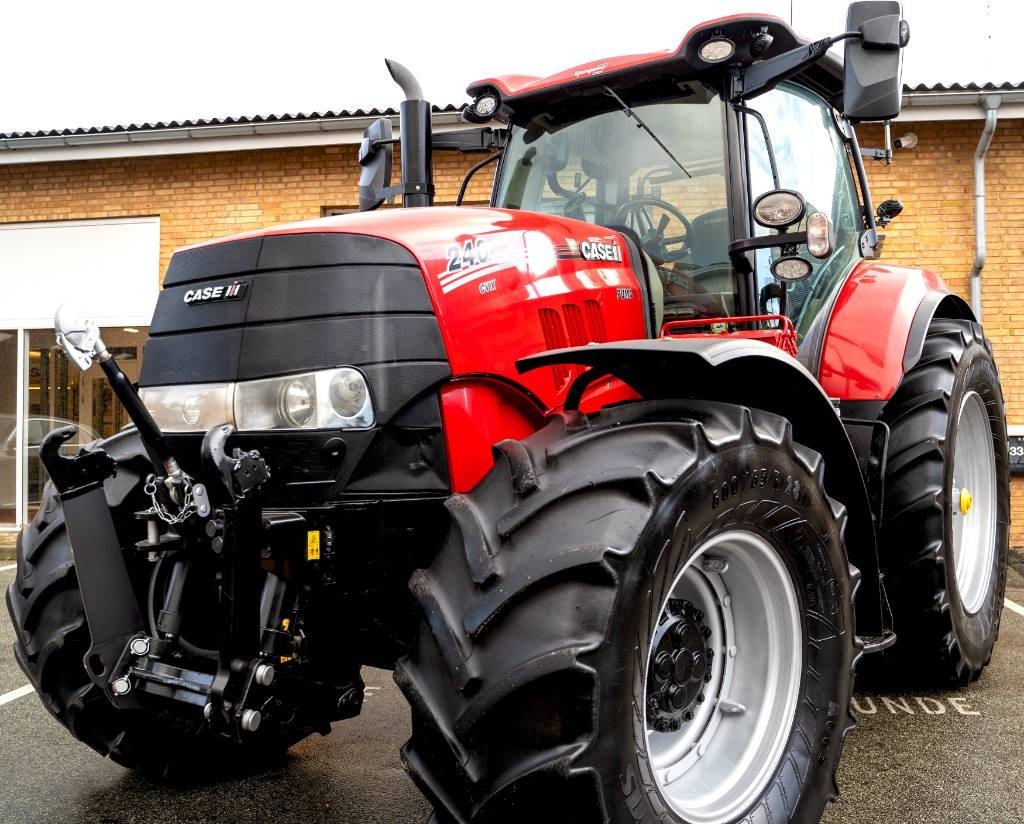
(860, 118, 1024, 543)
(0, 144, 494, 283)
(0, 117, 1021, 540)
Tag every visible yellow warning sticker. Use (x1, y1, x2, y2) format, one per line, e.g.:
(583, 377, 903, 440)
(307, 531, 321, 561)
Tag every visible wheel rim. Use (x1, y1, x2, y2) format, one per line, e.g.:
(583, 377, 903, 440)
(951, 391, 997, 615)
(643, 529, 802, 824)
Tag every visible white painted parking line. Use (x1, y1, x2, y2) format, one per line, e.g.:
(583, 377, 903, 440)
(0, 684, 34, 707)
(1005, 597, 1024, 618)
(0, 563, 16, 573)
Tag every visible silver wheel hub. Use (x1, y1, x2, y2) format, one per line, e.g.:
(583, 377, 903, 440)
(951, 390, 997, 615)
(644, 530, 802, 824)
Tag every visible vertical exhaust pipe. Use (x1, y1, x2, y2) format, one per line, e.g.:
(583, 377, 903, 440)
(970, 95, 1001, 321)
(385, 59, 434, 208)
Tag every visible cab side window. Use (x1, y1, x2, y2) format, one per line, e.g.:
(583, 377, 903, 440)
(747, 84, 861, 339)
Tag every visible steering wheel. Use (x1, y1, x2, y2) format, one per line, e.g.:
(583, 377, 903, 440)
(612, 197, 693, 263)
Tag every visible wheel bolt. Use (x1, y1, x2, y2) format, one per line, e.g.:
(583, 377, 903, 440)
(684, 710, 694, 721)
(701, 626, 711, 639)
(696, 693, 705, 704)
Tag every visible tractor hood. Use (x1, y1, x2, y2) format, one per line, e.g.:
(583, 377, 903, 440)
(142, 207, 649, 399)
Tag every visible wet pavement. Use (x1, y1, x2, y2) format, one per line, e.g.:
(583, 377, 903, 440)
(1, 556, 1022, 824)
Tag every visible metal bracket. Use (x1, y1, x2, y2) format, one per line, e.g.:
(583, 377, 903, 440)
(40, 427, 116, 498)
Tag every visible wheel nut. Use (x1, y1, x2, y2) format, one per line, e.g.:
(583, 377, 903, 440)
(654, 651, 673, 681)
(240, 709, 262, 732)
(111, 677, 132, 696)
(254, 663, 275, 687)
(129, 637, 150, 657)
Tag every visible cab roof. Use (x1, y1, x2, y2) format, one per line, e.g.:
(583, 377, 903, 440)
(467, 14, 843, 119)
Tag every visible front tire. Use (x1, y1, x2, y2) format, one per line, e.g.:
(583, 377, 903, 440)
(398, 401, 858, 823)
(878, 318, 1009, 684)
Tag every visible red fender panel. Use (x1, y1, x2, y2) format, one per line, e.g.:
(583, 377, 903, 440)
(818, 261, 945, 401)
(440, 380, 546, 493)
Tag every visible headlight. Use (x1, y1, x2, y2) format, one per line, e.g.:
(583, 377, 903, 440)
(139, 383, 234, 433)
(753, 189, 805, 229)
(140, 367, 374, 433)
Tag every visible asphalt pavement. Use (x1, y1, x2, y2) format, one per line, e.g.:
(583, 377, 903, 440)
(1, 557, 1023, 824)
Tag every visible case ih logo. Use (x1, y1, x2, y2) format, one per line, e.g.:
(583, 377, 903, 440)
(183, 281, 247, 305)
(579, 240, 623, 263)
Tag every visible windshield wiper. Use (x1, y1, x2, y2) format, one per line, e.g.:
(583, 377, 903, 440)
(603, 86, 692, 179)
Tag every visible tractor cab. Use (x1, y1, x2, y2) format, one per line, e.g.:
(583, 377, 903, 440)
(477, 10, 902, 363)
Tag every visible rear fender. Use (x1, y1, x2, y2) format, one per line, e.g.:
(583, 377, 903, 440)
(517, 338, 887, 637)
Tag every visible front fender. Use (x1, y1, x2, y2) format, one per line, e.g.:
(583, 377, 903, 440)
(818, 262, 973, 403)
(517, 337, 886, 636)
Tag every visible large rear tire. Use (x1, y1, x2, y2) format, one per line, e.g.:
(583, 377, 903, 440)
(397, 401, 858, 823)
(5, 437, 304, 779)
(877, 318, 1009, 684)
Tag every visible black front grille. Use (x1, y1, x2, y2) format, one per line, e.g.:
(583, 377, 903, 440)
(140, 232, 450, 429)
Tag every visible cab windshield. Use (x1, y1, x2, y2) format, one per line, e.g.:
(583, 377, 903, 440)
(494, 87, 734, 321)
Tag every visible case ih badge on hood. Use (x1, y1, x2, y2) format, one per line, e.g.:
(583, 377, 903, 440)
(182, 280, 248, 305)
(579, 239, 623, 262)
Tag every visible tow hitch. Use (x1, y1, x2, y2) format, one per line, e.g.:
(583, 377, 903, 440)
(47, 307, 363, 738)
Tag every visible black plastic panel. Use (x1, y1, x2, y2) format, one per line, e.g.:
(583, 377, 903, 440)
(247, 266, 432, 322)
(362, 362, 451, 423)
(256, 233, 417, 270)
(237, 316, 445, 380)
(163, 237, 263, 286)
(142, 328, 243, 385)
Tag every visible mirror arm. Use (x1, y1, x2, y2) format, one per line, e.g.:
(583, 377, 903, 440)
(732, 35, 851, 103)
(846, 124, 881, 257)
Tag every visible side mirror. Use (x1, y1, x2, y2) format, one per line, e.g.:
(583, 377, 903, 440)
(55, 304, 105, 371)
(843, 1, 909, 122)
(357, 117, 394, 212)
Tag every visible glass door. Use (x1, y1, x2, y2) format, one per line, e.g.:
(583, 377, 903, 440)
(0, 330, 18, 526)
(24, 326, 146, 521)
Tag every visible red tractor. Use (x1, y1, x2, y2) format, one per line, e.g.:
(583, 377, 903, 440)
(7, 3, 1008, 822)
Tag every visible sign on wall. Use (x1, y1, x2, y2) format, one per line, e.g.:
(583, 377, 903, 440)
(1008, 426, 1024, 476)
(0, 216, 160, 328)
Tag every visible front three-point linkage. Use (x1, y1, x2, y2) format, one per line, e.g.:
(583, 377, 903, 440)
(200, 423, 274, 737)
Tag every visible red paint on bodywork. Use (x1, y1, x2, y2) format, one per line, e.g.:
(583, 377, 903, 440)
(191, 207, 649, 413)
(439, 380, 545, 492)
(187, 208, 650, 487)
(818, 261, 945, 401)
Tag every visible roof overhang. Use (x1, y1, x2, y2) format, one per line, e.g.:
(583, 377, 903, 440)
(898, 88, 1024, 121)
(0, 110, 477, 165)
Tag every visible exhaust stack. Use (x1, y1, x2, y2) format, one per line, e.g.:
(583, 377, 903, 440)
(385, 59, 434, 208)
